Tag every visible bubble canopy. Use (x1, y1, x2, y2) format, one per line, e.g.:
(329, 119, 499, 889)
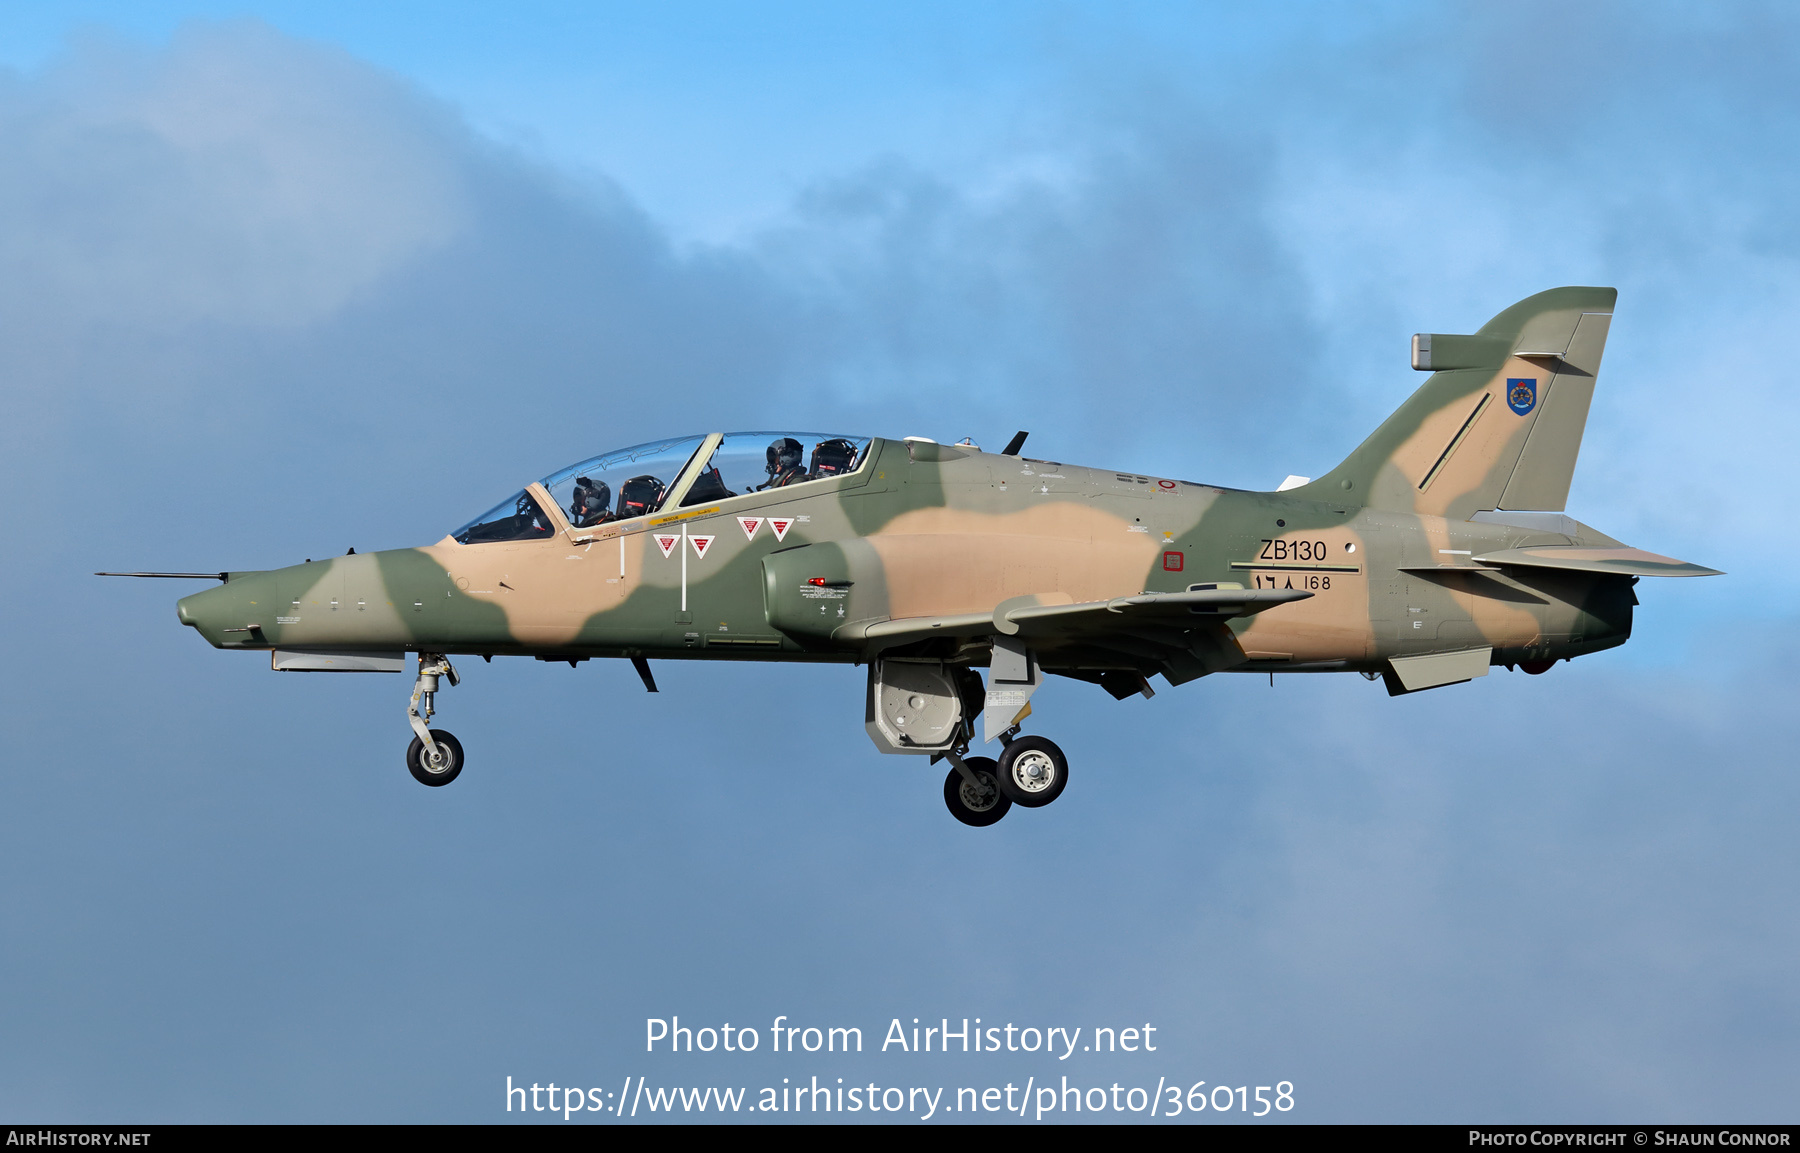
(542, 435, 709, 529)
(450, 432, 870, 543)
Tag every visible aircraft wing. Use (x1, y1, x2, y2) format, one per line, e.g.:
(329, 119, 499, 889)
(1471, 546, 1723, 578)
(846, 588, 1311, 689)
(998, 587, 1312, 636)
(845, 587, 1311, 647)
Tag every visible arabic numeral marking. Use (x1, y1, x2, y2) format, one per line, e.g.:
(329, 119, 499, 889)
(1211, 1085, 1235, 1111)
(1276, 1082, 1294, 1111)
(1257, 574, 1329, 590)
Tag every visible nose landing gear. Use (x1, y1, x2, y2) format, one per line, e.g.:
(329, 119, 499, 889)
(406, 653, 463, 787)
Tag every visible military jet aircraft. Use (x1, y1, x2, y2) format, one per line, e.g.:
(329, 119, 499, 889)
(110, 286, 1718, 825)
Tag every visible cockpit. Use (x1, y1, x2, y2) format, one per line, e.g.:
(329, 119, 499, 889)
(451, 432, 873, 544)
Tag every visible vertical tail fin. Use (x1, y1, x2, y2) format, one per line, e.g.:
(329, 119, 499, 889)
(1291, 286, 1616, 518)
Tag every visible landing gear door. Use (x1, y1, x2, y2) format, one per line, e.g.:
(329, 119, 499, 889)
(864, 659, 983, 755)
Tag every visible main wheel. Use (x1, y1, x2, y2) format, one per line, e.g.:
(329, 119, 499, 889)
(406, 729, 464, 787)
(996, 735, 1067, 807)
(943, 757, 1011, 827)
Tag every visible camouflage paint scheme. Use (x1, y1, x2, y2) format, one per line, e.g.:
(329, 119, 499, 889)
(176, 287, 1719, 713)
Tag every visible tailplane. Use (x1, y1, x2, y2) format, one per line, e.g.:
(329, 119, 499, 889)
(1290, 286, 1616, 518)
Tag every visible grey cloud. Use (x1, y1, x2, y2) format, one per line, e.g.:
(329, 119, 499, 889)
(761, 119, 1323, 478)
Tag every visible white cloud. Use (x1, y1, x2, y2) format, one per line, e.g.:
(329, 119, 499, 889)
(0, 22, 470, 335)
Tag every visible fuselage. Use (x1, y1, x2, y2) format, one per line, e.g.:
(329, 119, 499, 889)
(177, 436, 1632, 675)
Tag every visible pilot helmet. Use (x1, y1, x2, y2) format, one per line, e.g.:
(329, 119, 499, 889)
(811, 438, 857, 476)
(574, 476, 610, 509)
(766, 437, 804, 473)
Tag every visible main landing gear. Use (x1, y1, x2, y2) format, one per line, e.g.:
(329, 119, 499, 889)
(941, 727, 1069, 827)
(406, 652, 463, 787)
(996, 734, 1069, 807)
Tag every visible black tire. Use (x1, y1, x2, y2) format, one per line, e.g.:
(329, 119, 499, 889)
(406, 730, 464, 787)
(943, 757, 1011, 827)
(996, 735, 1067, 807)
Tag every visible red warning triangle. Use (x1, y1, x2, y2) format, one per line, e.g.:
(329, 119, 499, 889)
(689, 534, 715, 560)
(654, 534, 680, 558)
(768, 517, 794, 542)
(738, 517, 763, 541)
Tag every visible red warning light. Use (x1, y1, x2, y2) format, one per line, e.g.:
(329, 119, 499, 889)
(808, 577, 828, 586)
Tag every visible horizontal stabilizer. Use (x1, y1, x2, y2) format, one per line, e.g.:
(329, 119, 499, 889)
(1472, 546, 1723, 578)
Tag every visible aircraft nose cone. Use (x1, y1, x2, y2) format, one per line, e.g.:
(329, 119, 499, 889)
(177, 581, 245, 646)
(177, 584, 217, 631)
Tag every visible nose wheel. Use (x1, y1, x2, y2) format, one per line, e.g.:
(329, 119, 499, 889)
(406, 652, 464, 787)
(407, 729, 464, 786)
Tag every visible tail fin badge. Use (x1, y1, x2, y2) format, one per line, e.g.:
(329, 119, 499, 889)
(1507, 377, 1538, 416)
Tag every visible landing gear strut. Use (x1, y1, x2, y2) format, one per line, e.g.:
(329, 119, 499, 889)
(406, 652, 463, 787)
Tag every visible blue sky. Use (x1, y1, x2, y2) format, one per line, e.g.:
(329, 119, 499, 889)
(1, 2, 1796, 1123)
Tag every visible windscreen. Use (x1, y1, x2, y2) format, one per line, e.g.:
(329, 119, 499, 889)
(452, 489, 556, 545)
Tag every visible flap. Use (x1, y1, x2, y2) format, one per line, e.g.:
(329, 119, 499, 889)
(1472, 546, 1723, 578)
